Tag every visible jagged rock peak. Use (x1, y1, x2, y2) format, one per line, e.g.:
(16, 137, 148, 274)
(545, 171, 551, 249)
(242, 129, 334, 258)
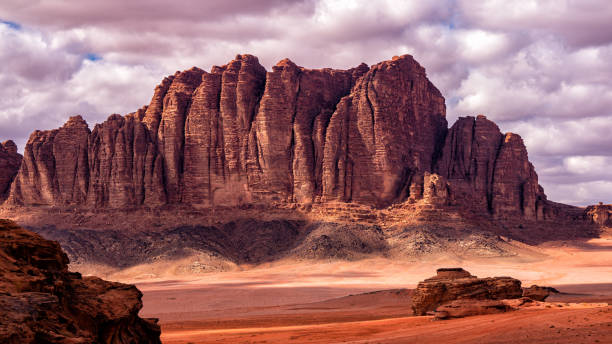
(62, 115, 89, 128)
(275, 57, 296, 66)
(1, 140, 17, 155)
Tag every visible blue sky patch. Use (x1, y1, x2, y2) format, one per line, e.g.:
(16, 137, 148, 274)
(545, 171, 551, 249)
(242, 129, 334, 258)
(85, 53, 102, 61)
(0, 20, 22, 30)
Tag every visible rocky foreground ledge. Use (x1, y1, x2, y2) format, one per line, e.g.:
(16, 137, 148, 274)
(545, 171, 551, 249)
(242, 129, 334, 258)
(412, 268, 558, 319)
(0, 219, 161, 344)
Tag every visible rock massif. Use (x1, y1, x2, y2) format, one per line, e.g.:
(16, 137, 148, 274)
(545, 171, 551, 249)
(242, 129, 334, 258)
(0, 219, 161, 343)
(4, 54, 549, 219)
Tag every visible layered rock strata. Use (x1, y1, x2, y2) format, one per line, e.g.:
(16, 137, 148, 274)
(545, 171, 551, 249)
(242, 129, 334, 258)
(0, 219, 161, 343)
(411, 268, 523, 315)
(412, 268, 560, 319)
(5, 54, 547, 219)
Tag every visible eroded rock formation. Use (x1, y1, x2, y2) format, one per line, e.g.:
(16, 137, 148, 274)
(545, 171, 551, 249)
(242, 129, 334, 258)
(435, 115, 548, 219)
(522, 285, 559, 301)
(4, 54, 548, 219)
(0, 140, 22, 199)
(586, 203, 612, 227)
(411, 268, 560, 319)
(0, 219, 161, 343)
(411, 268, 523, 316)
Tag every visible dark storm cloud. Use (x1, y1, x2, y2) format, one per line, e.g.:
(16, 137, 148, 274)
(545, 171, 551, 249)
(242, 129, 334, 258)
(0, 0, 610, 205)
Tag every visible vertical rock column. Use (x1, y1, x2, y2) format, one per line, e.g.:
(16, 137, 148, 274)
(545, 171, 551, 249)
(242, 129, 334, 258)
(491, 133, 540, 219)
(157, 67, 205, 203)
(217, 55, 267, 204)
(322, 55, 447, 207)
(436, 115, 503, 210)
(0, 140, 22, 198)
(183, 68, 225, 205)
(250, 59, 301, 201)
(9, 116, 90, 206)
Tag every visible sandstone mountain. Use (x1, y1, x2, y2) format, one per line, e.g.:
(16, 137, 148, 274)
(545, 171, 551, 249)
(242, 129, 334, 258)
(0, 54, 606, 275)
(4, 54, 549, 220)
(0, 219, 161, 343)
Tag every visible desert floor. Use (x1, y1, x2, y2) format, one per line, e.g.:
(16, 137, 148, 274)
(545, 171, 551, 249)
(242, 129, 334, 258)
(136, 235, 612, 343)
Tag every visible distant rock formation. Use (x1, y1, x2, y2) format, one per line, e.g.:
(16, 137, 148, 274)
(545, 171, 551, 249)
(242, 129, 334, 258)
(3, 54, 551, 220)
(522, 285, 559, 301)
(0, 219, 161, 343)
(586, 203, 612, 227)
(0, 140, 21, 199)
(412, 268, 558, 319)
(412, 268, 523, 316)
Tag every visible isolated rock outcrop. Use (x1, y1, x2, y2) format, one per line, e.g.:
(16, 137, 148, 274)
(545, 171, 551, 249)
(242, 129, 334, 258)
(585, 203, 612, 227)
(0, 219, 161, 343)
(4, 54, 548, 219)
(0, 140, 21, 198)
(412, 268, 561, 318)
(522, 285, 559, 301)
(411, 268, 523, 316)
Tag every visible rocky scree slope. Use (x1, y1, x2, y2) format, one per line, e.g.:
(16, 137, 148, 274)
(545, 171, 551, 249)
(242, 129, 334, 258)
(3, 54, 553, 220)
(0, 219, 161, 343)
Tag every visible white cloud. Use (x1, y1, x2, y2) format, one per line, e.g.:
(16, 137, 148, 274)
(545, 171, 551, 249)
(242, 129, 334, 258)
(0, 0, 611, 206)
(564, 156, 612, 177)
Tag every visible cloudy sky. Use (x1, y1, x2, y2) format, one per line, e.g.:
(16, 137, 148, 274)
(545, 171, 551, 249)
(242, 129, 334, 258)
(1, 0, 611, 206)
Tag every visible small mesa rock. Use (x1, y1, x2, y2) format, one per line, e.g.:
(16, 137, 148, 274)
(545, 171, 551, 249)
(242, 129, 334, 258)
(523, 285, 559, 301)
(412, 268, 523, 316)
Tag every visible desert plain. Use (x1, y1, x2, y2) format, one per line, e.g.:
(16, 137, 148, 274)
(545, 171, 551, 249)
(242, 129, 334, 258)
(125, 231, 612, 343)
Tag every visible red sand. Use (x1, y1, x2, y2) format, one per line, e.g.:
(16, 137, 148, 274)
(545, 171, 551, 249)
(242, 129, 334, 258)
(134, 235, 612, 343)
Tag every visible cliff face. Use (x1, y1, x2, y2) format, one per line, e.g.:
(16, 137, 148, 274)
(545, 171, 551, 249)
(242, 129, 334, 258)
(0, 219, 161, 343)
(5, 54, 546, 218)
(435, 115, 547, 219)
(0, 140, 22, 199)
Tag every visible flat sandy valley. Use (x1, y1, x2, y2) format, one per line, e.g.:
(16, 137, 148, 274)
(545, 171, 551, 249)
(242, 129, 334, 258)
(130, 234, 612, 343)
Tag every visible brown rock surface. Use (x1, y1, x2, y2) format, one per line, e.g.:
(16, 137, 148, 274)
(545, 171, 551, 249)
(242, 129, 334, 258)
(435, 115, 548, 219)
(411, 268, 523, 315)
(2, 54, 559, 222)
(432, 299, 519, 319)
(522, 285, 559, 301)
(0, 219, 161, 343)
(586, 203, 612, 227)
(0, 140, 21, 198)
(322, 55, 446, 206)
(8, 116, 90, 206)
